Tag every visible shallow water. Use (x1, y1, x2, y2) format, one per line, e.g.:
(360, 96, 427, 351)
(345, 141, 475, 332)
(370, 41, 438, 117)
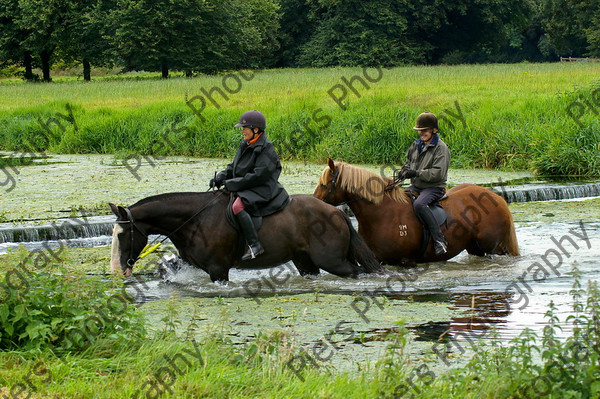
(2, 153, 599, 371)
(108, 219, 597, 374)
(132, 220, 599, 340)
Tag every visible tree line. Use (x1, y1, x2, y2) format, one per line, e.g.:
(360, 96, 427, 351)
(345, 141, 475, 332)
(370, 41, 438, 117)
(1, 0, 599, 82)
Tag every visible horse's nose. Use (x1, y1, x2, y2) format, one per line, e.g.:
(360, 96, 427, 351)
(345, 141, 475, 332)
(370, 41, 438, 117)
(110, 258, 122, 274)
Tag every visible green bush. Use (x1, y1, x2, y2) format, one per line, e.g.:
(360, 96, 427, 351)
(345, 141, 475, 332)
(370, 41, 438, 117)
(0, 247, 147, 353)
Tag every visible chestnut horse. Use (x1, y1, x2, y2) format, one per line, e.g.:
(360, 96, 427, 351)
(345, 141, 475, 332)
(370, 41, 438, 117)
(313, 159, 519, 266)
(109, 191, 382, 282)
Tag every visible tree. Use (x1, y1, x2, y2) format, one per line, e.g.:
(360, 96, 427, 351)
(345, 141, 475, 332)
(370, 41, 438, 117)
(406, 0, 535, 64)
(298, 0, 424, 67)
(274, 0, 315, 67)
(60, 0, 117, 81)
(0, 0, 35, 80)
(295, 0, 537, 67)
(540, 0, 588, 57)
(232, 0, 281, 68)
(111, 0, 279, 77)
(574, 0, 600, 57)
(16, 0, 76, 82)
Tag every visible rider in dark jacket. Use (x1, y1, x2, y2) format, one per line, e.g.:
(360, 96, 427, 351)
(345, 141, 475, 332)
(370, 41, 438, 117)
(210, 110, 289, 260)
(400, 112, 450, 256)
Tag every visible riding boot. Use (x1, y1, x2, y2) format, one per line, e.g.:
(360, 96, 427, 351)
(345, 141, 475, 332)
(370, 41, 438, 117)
(418, 206, 448, 256)
(236, 210, 264, 260)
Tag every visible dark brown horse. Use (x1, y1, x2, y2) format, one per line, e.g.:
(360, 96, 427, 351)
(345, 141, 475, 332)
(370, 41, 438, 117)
(313, 159, 519, 266)
(109, 191, 382, 282)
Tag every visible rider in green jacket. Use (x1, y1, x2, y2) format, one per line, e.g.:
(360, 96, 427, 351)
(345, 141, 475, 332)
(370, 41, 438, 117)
(400, 112, 450, 256)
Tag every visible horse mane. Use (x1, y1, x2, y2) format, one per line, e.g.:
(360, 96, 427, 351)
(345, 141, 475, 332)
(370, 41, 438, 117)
(130, 192, 206, 209)
(319, 161, 410, 205)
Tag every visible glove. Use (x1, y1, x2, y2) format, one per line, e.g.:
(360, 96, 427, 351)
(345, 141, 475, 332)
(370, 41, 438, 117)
(209, 177, 224, 189)
(401, 169, 418, 179)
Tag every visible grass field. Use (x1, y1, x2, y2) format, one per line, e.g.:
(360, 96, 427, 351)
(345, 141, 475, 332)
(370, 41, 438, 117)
(1, 63, 599, 175)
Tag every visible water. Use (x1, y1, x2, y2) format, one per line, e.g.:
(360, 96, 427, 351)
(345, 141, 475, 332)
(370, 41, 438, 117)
(0, 236, 113, 254)
(2, 215, 597, 345)
(2, 181, 599, 245)
(1, 153, 598, 366)
(124, 220, 599, 344)
(0, 215, 115, 244)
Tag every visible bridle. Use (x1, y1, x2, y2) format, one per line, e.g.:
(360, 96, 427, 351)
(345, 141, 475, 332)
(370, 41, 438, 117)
(115, 208, 149, 267)
(323, 168, 363, 206)
(323, 168, 339, 204)
(114, 191, 224, 270)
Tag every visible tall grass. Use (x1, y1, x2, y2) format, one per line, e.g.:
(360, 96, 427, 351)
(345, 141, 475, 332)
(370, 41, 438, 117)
(1, 63, 599, 175)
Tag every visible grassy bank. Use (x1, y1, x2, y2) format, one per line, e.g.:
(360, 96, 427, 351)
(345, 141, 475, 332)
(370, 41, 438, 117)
(1, 63, 599, 176)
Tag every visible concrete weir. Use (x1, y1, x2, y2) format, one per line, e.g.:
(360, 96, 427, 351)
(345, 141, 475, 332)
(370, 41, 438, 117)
(0, 216, 115, 244)
(491, 182, 600, 203)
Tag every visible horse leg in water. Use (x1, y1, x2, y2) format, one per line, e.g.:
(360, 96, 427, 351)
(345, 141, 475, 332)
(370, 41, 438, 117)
(207, 263, 230, 283)
(465, 241, 486, 256)
(292, 252, 321, 277)
(316, 253, 359, 277)
(308, 238, 358, 277)
(292, 224, 358, 277)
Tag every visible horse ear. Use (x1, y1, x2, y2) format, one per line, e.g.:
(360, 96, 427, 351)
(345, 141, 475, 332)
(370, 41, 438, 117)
(109, 203, 128, 219)
(327, 157, 335, 172)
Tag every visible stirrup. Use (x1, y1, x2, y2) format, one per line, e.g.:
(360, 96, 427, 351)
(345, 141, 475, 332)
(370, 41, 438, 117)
(434, 240, 447, 256)
(242, 244, 264, 261)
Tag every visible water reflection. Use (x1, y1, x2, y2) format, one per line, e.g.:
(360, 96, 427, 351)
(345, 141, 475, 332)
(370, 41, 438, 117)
(122, 221, 599, 344)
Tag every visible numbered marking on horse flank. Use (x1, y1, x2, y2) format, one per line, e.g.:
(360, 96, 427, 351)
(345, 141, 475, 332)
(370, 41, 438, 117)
(399, 225, 408, 237)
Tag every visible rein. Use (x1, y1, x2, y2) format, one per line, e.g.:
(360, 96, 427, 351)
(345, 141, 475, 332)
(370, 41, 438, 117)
(116, 191, 224, 266)
(324, 169, 339, 204)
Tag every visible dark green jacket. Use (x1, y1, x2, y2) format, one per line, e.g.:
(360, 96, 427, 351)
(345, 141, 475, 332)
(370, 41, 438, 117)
(218, 133, 290, 216)
(403, 134, 450, 189)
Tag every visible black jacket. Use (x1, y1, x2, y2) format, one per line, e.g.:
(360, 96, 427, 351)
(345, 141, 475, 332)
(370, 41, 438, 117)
(217, 133, 290, 216)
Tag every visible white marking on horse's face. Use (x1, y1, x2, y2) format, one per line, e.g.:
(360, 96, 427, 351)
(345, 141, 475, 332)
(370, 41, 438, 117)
(110, 224, 124, 273)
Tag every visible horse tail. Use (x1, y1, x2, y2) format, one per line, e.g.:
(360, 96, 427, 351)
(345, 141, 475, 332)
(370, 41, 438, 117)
(501, 209, 520, 256)
(342, 212, 383, 274)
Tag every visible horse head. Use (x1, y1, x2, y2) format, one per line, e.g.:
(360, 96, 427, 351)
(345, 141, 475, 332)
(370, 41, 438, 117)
(314, 158, 410, 206)
(109, 203, 149, 277)
(313, 158, 348, 205)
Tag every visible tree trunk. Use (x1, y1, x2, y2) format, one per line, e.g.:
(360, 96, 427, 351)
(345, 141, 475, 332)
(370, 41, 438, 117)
(41, 50, 51, 82)
(83, 58, 91, 81)
(23, 51, 34, 81)
(161, 60, 169, 79)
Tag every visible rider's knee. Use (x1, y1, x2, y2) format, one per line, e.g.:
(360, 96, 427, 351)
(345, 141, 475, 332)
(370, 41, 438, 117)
(232, 197, 245, 215)
(413, 201, 428, 213)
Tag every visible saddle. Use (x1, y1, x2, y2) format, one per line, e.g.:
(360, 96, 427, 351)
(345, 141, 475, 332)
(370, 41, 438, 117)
(225, 194, 263, 233)
(405, 189, 448, 256)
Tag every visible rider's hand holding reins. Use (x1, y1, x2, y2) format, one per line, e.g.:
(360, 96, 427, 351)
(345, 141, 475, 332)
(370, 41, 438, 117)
(401, 169, 418, 179)
(209, 174, 224, 189)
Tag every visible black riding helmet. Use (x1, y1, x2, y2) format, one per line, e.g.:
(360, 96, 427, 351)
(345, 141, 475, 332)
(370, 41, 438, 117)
(413, 112, 438, 131)
(235, 110, 266, 131)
